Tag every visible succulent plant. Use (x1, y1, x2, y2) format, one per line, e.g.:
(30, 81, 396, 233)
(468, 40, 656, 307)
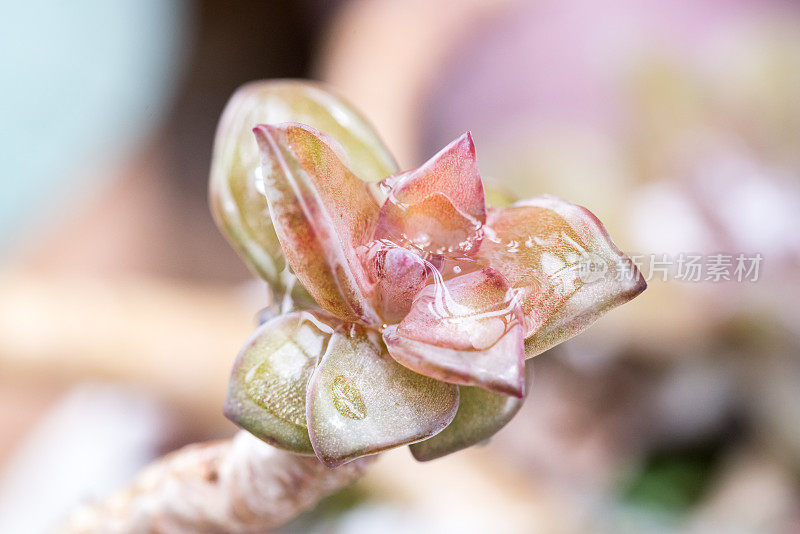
(211, 80, 645, 468)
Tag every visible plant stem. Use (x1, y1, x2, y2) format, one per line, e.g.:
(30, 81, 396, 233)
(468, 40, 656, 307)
(61, 431, 373, 533)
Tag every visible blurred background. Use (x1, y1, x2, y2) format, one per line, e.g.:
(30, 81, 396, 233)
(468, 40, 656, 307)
(1, 0, 799, 532)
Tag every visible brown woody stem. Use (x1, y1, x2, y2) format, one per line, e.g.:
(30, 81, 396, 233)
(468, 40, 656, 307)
(62, 431, 373, 533)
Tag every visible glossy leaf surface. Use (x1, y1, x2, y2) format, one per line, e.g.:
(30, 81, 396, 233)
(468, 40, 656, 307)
(254, 123, 381, 325)
(480, 196, 646, 356)
(375, 132, 486, 257)
(384, 268, 526, 397)
(306, 327, 459, 467)
(210, 79, 397, 285)
(410, 361, 534, 461)
(224, 312, 333, 454)
(363, 241, 430, 323)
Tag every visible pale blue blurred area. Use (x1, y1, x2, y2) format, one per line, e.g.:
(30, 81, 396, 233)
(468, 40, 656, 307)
(0, 0, 190, 253)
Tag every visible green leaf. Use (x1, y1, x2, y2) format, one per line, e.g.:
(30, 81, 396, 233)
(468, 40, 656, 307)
(209, 79, 398, 287)
(224, 312, 333, 454)
(410, 361, 534, 461)
(306, 327, 459, 467)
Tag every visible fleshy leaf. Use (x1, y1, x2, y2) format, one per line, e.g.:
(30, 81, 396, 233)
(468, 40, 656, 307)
(383, 268, 526, 397)
(363, 241, 430, 323)
(480, 196, 646, 356)
(306, 327, 459, 467)
(375, 132, 486, 257)
(224, 312, 333, 454)
(209, 79, 397, 286)
(410, 361, 534, 461)
(254, 123, 382, 325)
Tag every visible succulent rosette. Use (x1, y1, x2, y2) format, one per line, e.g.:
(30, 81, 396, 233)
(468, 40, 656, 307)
(211, 80, 645, 467)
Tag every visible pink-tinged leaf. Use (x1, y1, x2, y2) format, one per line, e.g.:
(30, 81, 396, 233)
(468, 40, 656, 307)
(224, 312, 334, 455)
(410, 361, 534, 461)
(254, 123, 382, 325)
(306, 327, 459, 467)
(480, 196, 646, 357)
(375, 132, 486, 257)
(210, 80, 397, 286)
(363, 241, 430, 323)
(383, 268, 526, 397)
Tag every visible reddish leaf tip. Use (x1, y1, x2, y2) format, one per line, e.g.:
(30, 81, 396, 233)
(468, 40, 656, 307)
(252, 122, 279, 137)
(251, 124, 282, 156)
(455, 130, 476, 155)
